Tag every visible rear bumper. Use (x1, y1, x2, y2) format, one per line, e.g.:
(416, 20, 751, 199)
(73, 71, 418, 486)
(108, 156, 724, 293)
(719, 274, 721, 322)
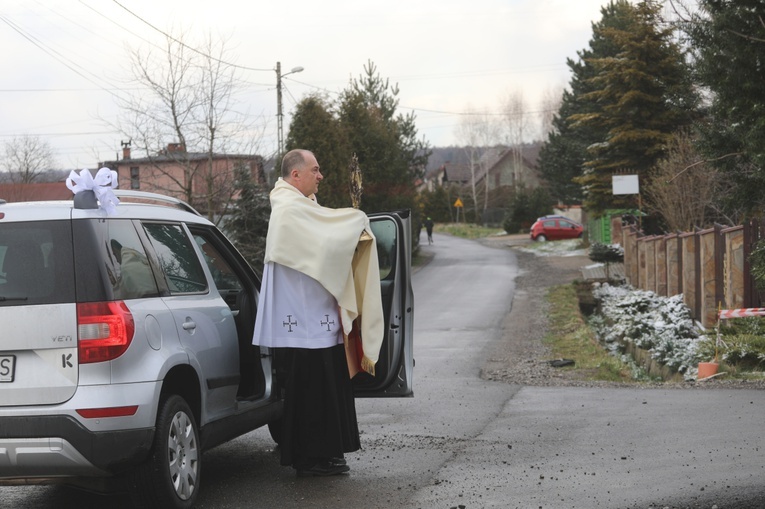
(0, 415, 153, 478)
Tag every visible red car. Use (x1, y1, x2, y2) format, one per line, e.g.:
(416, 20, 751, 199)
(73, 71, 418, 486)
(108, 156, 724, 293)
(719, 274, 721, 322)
(530, 215, 584, 241)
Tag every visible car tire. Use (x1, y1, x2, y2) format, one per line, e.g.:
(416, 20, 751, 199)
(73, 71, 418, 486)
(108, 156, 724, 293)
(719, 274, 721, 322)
(536, 234, 547, 242)
(267, 418, 283, 445)
(129, 395, 201, 509)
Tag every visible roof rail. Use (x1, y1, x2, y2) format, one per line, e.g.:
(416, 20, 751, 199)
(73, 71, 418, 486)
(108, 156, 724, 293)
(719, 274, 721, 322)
(112, 190, 202, 217)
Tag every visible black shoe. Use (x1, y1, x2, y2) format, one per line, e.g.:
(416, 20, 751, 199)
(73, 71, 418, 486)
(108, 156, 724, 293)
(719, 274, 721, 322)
(296, 461, 350, 477)
(329, 457, 346, 466)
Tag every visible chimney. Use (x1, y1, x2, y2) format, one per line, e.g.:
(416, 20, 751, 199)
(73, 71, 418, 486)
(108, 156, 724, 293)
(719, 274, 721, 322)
(167, 143, 185, 153)
(121, 140, 131, 160)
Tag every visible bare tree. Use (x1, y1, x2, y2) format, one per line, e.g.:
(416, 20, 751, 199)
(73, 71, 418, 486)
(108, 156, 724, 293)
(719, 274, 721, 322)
(538, 85, 564, 140)
(501, 89, 529, 186)
(454, 106, 500, 222)
(111, 31, 262, 222)
(645, 130, 723, 231)
(2, 135, 56, 184)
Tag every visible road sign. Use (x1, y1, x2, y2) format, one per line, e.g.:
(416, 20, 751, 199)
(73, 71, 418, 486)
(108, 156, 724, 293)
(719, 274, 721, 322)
(454, 198, 464, 208)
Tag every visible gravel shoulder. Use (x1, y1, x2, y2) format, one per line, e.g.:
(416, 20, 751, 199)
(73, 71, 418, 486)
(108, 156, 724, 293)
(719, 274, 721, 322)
(474, 236, 765, 390)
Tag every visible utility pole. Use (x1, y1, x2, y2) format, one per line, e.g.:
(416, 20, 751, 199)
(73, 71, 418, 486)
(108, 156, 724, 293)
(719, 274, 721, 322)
(276, 61, 284, 157)
(275, 61, 304, 157)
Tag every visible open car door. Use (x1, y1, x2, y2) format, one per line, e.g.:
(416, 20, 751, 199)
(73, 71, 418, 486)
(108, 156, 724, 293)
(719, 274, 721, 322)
(352, 210, 414, 397)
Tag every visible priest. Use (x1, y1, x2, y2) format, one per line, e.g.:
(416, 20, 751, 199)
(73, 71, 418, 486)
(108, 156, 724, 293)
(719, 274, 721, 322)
(252, 148, 383, 476)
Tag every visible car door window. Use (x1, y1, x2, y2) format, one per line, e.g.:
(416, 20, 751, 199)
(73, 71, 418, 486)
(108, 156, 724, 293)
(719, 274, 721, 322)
(370, 220, 397, 280)
(105, 220, 159, 300)
(143, 223, 207, 294)
(353, 212, 413, 397)
(193, 235, 242, 291)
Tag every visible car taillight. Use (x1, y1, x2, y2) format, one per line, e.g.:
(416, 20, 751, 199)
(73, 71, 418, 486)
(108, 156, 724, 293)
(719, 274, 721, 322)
(76, 406, 139, 418)
(77, 301, 135, 364)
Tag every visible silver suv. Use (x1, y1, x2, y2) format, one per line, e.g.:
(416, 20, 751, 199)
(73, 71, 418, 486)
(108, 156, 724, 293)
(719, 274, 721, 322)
(0, 190, 414, 508)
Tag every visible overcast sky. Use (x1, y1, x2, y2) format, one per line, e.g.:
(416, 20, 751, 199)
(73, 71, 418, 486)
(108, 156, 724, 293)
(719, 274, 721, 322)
(2, 0, 615, 169)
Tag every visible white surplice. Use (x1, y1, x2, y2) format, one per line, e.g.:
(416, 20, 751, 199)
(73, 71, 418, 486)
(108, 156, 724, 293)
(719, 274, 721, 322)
(252, 261, 343, 349)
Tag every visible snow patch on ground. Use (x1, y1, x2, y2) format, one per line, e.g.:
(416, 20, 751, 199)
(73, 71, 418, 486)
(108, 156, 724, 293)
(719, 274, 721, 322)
(517, 239, 587, 257)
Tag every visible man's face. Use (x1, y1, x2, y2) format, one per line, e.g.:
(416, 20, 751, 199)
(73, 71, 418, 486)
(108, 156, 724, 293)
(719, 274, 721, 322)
(293, 152, 323, 197)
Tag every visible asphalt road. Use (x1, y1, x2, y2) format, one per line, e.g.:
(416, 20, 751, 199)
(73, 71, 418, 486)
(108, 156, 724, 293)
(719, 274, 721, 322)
(3, 232, 764, 509)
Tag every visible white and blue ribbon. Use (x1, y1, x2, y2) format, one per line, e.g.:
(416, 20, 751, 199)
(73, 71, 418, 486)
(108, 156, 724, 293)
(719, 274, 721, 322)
(66, 167, 120, 214)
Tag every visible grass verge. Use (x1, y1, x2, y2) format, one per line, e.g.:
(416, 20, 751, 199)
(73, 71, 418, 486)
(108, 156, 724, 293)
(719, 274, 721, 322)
(545, 283, 638, 383)
(434, 223, 505, 239)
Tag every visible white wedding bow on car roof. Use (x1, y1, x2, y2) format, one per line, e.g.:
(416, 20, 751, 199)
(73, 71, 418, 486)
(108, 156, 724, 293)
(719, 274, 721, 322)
(66, 167, 120, 215)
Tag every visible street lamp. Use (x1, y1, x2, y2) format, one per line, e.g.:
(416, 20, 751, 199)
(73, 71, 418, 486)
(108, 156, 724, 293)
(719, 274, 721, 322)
(276, 61, 304, 157)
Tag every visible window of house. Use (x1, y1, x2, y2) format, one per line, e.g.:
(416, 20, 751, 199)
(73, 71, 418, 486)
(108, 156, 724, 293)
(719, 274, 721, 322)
(130, 167, 140, 190)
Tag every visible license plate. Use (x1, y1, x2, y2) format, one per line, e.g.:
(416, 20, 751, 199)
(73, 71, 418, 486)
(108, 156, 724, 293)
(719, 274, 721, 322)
(0, 355, 16, 382)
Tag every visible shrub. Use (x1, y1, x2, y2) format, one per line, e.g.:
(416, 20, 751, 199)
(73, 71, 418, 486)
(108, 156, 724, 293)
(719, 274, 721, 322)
(588, 243, 624, 281)
(588, 243, 624, 264)
(590, 283, 704, 375)
(750, 240, 765, 293)
(697, 317, 765, 369)
(502, 185, 552, 233)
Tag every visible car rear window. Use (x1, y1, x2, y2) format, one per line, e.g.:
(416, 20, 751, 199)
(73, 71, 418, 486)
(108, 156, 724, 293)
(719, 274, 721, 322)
(0, 221, 75, 307)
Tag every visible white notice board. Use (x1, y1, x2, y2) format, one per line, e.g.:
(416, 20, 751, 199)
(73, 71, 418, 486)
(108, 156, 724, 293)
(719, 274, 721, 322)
(612, 175, 639, 195)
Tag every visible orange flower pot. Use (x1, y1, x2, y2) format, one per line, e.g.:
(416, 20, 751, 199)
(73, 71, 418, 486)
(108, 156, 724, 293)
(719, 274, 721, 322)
(697, 362, 719, 379)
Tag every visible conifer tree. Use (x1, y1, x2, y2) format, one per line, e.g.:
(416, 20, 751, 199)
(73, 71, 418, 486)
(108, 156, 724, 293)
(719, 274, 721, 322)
(538, 0, 634, 206)
(573, 1, 697, 216)
(286, 61, 430, 218)
(685, 0, 765, 217)
(285, 94, 350, 208)
(337, 60, 430, 214)
(223, 163, 270, 277)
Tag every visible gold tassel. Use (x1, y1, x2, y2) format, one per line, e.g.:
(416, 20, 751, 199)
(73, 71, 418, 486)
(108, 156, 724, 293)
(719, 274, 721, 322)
(361, 356, 376, 376)
(349, 153, 363, 209)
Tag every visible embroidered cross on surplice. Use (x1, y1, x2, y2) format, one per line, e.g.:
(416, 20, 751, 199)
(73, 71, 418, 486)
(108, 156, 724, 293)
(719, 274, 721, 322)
(320, 314, 335, 331)
(282, 315, 298, 332)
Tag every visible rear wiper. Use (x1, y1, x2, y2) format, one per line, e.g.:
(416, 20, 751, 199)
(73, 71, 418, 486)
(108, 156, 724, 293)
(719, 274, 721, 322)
(0, 296, 29, 302)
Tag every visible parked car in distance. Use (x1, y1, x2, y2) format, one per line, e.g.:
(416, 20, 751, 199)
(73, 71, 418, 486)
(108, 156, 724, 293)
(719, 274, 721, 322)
(530, 215, 584, 242)
(0, 189, 414, 509)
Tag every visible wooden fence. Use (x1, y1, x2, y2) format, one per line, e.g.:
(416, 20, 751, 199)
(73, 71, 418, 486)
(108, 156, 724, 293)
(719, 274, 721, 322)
(620, 217, 764, 328)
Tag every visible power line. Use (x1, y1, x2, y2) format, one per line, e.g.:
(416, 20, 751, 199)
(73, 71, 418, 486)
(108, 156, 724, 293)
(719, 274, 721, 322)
(0, 13, 124, 101)
(400, 106, 557, 117)
(0, 131, 119, 138)
(0, 88, 143, 93)
(108, 0, 274, 73)
(391, 64, 567, 82)
(77, 0, 171, 54)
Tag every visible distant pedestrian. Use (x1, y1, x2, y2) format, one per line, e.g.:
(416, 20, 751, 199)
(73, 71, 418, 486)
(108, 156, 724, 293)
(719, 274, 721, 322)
(424, 217, 434, 244)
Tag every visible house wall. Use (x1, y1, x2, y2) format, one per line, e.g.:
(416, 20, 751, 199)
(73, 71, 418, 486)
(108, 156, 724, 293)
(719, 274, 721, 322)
(111, 157, 262, 206)
(424, 148, 543, 198)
